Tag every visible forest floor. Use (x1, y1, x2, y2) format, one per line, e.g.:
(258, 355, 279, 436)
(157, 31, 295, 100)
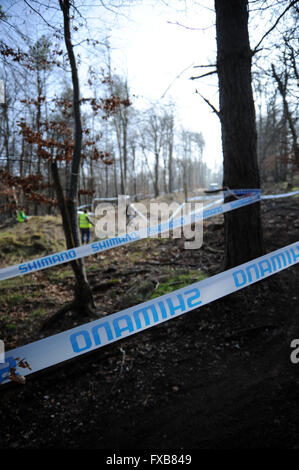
(0, 187, 299, 449)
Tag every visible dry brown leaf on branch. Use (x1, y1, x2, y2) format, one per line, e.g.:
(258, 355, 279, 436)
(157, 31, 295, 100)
(18, 359, 32, 371)
(8, 367, 26, 385)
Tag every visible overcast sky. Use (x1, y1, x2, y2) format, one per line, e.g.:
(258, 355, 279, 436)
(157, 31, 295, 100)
(95, 0, 290, 171)
(102, 0, 222, 170)
(2, 0, 287, 173)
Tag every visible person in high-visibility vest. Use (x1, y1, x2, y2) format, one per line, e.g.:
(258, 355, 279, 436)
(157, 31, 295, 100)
(16, 208, 28, 223)
(79, 209, 93, 244)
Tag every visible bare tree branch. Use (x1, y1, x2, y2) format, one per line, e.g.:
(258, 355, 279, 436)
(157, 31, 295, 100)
(166, 20, 212, 31)
(252, 0, 299, 55)
(193, 64, 217, 68)
(160, 62, 194, 99)
(195, 89, 220, 119)
(23, 0, 61, 33)
(190, 70, 217, 80)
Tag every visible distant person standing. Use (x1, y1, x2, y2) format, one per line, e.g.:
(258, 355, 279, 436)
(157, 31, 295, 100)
(16, 207, 28, 223)
(79, 209, 93, 244)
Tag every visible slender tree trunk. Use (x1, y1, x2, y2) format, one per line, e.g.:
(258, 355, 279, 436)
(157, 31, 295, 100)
(122, 113, 128, 193)
(105, 165, 108, 198)
(113, 158, 118, 197)
(163, 165, 167, 194)
(59, 0, 94, 315)
(183, 162, 188, 202)
(215, 0, 264, 268)
(154, 152, 159, 197)
(34, 68, 42, 216)
(3, 100, 9, 172)
(168, 139, 173, 193)
(89, 157, 94, 199)
(114, 118, 125, 194)
(131, 142, 137, 199)
(272, 64, 299, 169)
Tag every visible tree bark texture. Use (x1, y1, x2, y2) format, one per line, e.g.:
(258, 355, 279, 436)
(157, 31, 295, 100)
(59, 0, 94, 314)
(215, 0, 264, 268)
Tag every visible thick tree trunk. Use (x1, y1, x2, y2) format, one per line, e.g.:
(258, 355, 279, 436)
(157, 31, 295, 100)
(215, 0, 264, 268)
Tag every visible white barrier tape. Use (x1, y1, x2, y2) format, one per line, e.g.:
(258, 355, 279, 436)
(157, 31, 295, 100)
(168, 202, 186, 222)
(0, 194, 260, 283)
(1, 237, 298, 385)
(188, 194, 221, 202)
(187, 198, 225, 222)
(261, 190, 299, 200)
(129, 204, 148, 223)
(202, 198, 224, 210)
(168, 198, 223, 224)
(189, 188, 299, 202)
(188, 189, 260, 202)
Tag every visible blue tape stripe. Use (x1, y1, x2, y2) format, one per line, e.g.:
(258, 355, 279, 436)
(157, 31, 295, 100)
(0, 238, 298, 385)
(0, 194, 260, 282)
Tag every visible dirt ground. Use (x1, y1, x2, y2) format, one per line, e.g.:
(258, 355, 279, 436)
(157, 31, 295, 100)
(0, 196, 299, 450)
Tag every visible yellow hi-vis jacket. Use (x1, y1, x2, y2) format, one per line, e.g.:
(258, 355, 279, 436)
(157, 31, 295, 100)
(79, 213, 92, 229)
